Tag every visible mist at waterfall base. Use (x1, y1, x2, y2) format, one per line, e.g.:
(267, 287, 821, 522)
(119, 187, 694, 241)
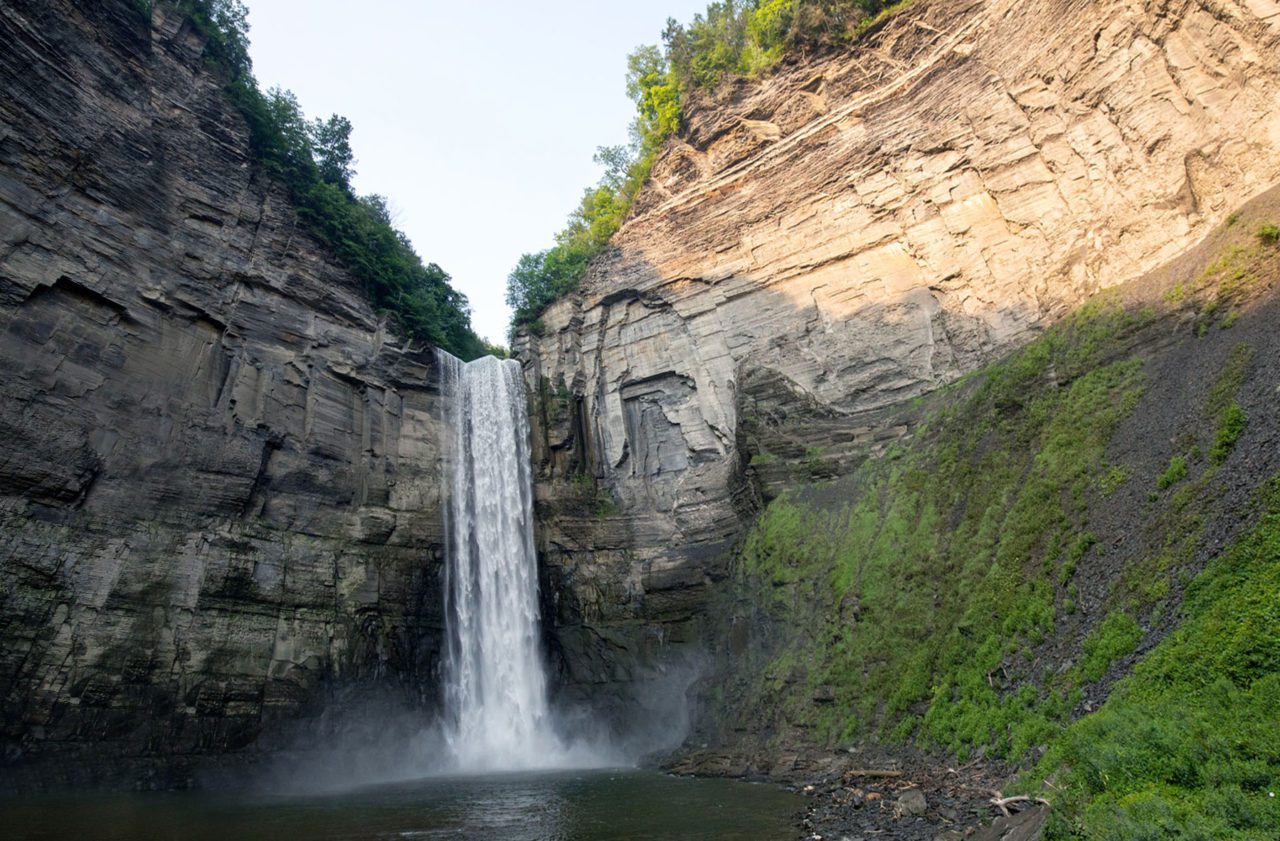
(255, 353, 688, 793)
(1, 364, 807, 837)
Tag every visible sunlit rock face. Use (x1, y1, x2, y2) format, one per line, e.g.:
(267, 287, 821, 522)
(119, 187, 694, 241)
(519, 0, 1280, 711)
(0, 0, 448, 784)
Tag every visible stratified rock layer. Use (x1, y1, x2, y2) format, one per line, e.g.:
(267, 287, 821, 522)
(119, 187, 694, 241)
(0, 1, 447, 784)
(520, 0, 1280, 713)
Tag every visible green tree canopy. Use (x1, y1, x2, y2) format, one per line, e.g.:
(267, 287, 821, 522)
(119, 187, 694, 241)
(164, 0, 487, 359)
(309, 114, 356, 188)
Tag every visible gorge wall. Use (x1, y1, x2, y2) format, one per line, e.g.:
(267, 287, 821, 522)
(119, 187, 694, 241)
(520, 0, 1280, 721)
(0, 0, 449, 786)
(4, 0, 1280, 793)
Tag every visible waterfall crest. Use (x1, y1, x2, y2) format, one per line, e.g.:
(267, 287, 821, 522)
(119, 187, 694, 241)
(437, 352, 604, 771)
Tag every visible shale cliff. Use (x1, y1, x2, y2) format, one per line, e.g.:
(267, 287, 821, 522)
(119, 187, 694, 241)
(0, 1, 448, 785)
(3, 0, 1279, 811)
(520, 0, 1280, 723)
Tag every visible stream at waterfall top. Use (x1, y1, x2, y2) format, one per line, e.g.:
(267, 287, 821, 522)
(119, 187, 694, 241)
(0, 769, 802, 840)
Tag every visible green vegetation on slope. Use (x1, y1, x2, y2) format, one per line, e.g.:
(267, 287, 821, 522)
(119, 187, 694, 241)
(504, 1, 904, 334)
(1166, 230, 1278, 332)
(720, 223, 1280, 834)
(729, 298, 1267, 753)
(734, 297, 1152, 758)
(1156, 455, 1187, 490)
(1030, 479, 1280, 840)
(154, 1, 490, 359)
(662, 0, 900, 89)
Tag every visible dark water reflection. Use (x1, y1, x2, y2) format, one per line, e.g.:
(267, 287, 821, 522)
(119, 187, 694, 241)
(2, 769, 802, 840)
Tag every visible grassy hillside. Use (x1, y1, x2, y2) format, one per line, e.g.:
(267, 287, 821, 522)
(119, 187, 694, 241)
(1027, 480, 1279, 838)
(708, 204, 1280, 835)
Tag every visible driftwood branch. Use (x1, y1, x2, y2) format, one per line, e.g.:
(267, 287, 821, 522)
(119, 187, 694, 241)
(844, 769, 904, 778)
(990, 794, 1052, 817)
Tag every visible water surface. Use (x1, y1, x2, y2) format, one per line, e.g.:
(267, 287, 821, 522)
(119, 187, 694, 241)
(4, 768, 801, 840)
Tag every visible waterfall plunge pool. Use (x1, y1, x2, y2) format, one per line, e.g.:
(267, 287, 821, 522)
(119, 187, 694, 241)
(1, 356, 803, 838)
(2, 768, 803, 840)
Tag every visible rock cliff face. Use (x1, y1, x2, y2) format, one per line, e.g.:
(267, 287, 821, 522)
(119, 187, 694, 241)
(5, 0, 1280, 786)
(520, 0, 1280, 717)
(0, 1, 447, 785)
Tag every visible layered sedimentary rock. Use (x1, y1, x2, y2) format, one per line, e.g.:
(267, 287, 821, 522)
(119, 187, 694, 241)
(0, 1, 448, 783)
(521, 0, 1280, 712)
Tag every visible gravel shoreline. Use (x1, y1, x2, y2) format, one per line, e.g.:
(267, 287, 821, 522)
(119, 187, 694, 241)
(664, 746, 1049, 840)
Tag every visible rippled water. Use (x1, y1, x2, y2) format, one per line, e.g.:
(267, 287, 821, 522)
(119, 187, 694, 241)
(3, 769, 801, 841)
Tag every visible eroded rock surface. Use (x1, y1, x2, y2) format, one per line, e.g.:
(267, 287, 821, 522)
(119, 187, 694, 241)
(0, 0, 447, 785)
(520, 0, 1280, 716)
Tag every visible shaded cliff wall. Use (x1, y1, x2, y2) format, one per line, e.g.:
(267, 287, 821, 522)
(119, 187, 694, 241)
(0, 1, 447, 784)
(519, 0, 1280, 719)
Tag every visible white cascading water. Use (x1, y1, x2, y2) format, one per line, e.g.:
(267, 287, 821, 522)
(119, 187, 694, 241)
(437, 351, 584, 771)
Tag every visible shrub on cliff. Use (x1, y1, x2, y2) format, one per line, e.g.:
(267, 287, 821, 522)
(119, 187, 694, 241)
(504, 1, 902, 336)
(660, 0, 898, 89)
(504, 55, 677, 335)
(169, 0, 487, 359)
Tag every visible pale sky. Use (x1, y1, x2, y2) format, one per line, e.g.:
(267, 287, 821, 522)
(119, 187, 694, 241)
(245, 1, 710, 344)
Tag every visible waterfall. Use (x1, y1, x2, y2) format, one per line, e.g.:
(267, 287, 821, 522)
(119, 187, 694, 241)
(436, 351, 586, 772)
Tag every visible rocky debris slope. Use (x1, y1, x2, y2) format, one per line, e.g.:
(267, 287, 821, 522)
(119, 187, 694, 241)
(518, 0, 1280, 728)
(0, 1, 447, 787)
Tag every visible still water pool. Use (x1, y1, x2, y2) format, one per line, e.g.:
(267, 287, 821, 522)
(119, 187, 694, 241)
(2, 768, 802, 840)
